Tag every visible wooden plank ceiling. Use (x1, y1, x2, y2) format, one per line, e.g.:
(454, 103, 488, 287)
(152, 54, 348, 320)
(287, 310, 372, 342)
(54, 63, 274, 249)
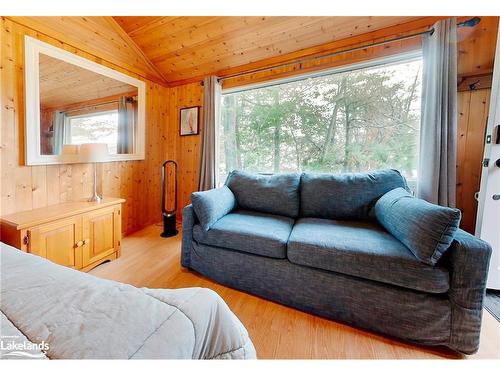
(39, 54, 137, 109)
(112, 16, 430, 84)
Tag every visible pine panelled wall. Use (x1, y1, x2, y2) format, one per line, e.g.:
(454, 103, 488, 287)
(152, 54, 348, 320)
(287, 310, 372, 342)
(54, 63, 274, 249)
(165, 82, 204, 215)
(0, 18, 169, 235)
(455, 16, 498, 233)
(457, 90, 491, 233)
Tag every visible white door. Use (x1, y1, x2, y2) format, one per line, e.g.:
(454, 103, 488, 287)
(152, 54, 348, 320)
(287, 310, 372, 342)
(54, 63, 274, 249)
(476, 23, 500, 290)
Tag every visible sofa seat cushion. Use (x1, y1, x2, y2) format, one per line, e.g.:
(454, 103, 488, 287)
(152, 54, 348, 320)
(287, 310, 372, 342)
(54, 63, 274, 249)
(287, 218, 450, 293)
(193, 210, 294, 259)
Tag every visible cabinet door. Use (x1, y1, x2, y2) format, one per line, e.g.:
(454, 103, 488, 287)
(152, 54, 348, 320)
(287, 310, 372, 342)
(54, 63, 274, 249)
(28, 217, 83, 269)
(82, 205, 121, 267)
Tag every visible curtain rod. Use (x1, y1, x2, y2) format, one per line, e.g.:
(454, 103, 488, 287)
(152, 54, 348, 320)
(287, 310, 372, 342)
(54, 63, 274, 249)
(207, 17, 480, 84)
(60, 96, 136, 114)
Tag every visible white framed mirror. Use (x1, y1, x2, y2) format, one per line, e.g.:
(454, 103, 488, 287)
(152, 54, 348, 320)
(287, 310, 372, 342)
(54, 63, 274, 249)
(24, 36, 146, 165)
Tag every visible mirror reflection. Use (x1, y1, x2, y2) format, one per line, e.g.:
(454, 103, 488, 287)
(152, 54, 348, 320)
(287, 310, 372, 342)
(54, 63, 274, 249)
(39, 53, 138, 156)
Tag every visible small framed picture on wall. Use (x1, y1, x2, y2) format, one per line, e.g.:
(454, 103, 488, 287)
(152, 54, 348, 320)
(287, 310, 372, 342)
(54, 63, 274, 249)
(179, 106, 200, 136)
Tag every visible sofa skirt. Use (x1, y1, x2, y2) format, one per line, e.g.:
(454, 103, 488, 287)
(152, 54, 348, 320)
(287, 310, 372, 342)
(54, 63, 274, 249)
(189, 241, 453, 350)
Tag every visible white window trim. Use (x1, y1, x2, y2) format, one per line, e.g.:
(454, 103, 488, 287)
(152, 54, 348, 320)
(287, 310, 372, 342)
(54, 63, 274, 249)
(222, 50, 422, 95)
(67, 109, 118, 122)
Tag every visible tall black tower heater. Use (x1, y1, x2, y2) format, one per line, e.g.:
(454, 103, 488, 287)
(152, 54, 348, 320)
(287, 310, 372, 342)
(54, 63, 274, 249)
(161, 160, 178, 237)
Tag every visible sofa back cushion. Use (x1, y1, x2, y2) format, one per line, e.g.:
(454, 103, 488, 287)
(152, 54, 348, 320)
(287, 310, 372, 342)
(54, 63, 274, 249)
(191, 186, 236, 231)
(300, 169, 408, 220)
(226, 170, 301, 218)
(374, 187, 461, 266)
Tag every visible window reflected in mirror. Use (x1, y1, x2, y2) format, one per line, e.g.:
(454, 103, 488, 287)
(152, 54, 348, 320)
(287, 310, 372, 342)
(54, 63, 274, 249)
(39, 53, 138, 156)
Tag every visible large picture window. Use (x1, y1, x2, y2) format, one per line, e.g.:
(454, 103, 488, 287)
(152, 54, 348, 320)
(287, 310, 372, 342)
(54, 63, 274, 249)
(219, 53, 422, 189)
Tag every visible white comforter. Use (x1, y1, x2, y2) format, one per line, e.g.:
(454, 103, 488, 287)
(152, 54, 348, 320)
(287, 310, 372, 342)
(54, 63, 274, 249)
(0, 242, 256, 359)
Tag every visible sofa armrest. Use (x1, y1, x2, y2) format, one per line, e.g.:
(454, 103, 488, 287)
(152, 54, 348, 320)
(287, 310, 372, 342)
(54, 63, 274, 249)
(191, 186, 236, 231)
(444, 229, 492, 308)
(442, 229, 492, 354)
(181, 204, 197, 268)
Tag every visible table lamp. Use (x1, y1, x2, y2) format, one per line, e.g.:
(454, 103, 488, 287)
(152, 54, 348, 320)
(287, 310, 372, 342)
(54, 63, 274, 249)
(61, 144, 79, 163)
(79, 143, 108, 202)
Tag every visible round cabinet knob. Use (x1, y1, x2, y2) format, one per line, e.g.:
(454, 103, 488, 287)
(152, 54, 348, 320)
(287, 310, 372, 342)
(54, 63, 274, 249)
(493, 194, 500, 201)
(76, 241, 84, 247)
(496, 159, 500, 168)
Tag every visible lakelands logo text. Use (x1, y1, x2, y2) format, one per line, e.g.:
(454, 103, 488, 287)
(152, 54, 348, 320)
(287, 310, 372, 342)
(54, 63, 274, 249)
(1, 336, 49, 358)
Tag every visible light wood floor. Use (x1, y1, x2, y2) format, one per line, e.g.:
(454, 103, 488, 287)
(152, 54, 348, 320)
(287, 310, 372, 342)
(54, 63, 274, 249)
(90, 224, 500, 359)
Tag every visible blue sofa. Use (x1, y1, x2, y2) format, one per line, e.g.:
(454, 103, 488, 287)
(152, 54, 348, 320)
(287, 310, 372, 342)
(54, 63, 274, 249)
(181, 169, 491, 354)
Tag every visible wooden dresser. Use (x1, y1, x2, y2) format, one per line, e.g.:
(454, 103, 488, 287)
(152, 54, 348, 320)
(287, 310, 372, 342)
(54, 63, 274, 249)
(0, 197, 125, 272)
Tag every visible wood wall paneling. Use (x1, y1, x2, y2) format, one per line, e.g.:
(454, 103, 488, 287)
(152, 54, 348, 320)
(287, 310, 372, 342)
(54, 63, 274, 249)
(458, 16, 499, 78)
(165, 82, 204, 216)
(0, 18, 168, 235)
(456, 89, 491, 233)
(455, 16, 498, 233)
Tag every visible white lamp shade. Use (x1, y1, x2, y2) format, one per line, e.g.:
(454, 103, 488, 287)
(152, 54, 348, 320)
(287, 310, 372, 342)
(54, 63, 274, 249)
(79, 143, 109, 163)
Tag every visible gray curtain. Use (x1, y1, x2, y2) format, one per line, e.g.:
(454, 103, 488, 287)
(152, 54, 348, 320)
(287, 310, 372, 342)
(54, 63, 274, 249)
(53, 111, 66, 155)
(117, 96, 135, 154)
(417, 18, 458, 207)
(198, 76, 222, 191)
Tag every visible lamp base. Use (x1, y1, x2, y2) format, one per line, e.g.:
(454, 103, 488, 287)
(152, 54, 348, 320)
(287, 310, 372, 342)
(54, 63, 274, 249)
(88, 194, 102, 203)
(88, 162, 102, 203)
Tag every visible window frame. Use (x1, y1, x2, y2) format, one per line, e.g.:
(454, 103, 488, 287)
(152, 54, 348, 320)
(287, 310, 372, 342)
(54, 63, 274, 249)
(221, 50, 422, 96)
(65, 109, 120, 150)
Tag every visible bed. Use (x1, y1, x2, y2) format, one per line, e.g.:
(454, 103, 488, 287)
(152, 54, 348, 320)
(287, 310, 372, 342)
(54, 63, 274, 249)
(0, 242, 256, 359)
